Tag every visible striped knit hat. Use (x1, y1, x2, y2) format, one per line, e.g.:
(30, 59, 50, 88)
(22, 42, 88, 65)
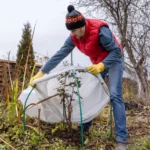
(65, 5, 86, 30)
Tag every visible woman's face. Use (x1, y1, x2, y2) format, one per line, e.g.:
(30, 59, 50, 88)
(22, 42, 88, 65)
(70, 26, 85, 39)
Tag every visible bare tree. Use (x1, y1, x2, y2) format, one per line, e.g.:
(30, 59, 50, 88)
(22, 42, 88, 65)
(72, 0, 150, 100)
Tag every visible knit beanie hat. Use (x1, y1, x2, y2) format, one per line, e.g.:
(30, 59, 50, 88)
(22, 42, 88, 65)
(65, 5, 86, 30)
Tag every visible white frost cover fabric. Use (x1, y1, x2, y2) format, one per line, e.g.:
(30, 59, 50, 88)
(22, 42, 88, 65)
(19, 66, 110, 123)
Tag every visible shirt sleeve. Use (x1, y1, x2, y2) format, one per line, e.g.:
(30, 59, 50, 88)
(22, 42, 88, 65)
(99, 26, 122, 69)
(41, 36, 75, 73)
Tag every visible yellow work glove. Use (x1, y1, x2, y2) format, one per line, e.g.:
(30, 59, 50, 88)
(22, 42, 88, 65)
(86, 62, 105, 75)
(29, 71, 44, 87)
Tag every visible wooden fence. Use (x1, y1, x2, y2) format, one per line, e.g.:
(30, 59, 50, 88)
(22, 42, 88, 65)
(0, 59, 41, 99)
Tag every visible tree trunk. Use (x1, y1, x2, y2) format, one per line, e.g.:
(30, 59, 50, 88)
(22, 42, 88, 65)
(135, 65, 149, 100)
(124, 39, 149, 100)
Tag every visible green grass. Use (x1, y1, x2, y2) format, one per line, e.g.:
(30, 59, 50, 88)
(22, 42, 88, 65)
(0, 99, 150, 150)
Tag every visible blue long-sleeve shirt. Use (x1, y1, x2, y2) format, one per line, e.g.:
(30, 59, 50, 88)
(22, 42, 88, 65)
(41, 26, 122, 73)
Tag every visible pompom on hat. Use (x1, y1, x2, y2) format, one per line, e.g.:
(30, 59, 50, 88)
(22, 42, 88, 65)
(65, 5, 86, 30)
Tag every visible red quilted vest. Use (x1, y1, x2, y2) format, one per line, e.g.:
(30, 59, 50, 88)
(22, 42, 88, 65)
(71, 19, 122, 64)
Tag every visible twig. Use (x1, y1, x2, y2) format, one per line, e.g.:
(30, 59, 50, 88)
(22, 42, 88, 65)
(38, 109, 41, 135)
(25, 93, 60, 110)
(0, 136, 17, 150)
(7, 51, 13, 89)
(26, 125, 40, 135)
